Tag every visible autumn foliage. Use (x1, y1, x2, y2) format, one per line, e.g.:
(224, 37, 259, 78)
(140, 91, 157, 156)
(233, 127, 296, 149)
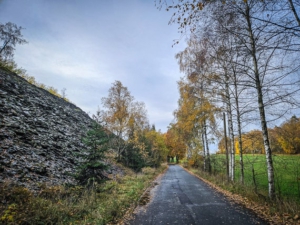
(217, 116, 300, 155)
(271, 116, 300, 154)
(95, 80, 169, 171)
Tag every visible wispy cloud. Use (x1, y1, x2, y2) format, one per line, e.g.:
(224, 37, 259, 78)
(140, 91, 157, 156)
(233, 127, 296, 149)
(0, 0, 185, 132)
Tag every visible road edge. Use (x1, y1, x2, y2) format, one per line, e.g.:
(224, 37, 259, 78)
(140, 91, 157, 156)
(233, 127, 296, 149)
(180, 165, 283, 225)
(116, 165, 169, 225)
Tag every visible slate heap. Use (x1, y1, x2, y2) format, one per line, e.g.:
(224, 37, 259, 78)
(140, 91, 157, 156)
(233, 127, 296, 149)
(0, 68, 93, 190)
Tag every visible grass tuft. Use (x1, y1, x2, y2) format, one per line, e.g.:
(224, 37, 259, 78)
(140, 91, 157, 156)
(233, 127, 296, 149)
(0, 165, 167, 224)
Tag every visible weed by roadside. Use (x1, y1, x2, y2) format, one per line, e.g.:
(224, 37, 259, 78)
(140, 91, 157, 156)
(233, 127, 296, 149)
(0, 164, 167, 225)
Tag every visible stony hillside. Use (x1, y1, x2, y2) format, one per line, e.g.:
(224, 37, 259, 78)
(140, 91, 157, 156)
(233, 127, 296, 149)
(0, 68, 94, 190)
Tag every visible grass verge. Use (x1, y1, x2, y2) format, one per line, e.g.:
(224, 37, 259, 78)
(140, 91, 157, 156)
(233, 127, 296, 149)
(0, 164, 167, 225)
(209, 154, 300, 199)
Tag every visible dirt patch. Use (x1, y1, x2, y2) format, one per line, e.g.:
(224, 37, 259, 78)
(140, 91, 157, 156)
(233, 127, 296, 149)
(128, 174, 163, 218)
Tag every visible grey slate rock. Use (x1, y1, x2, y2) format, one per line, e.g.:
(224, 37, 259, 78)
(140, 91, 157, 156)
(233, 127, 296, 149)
(0, 68, 94, 191)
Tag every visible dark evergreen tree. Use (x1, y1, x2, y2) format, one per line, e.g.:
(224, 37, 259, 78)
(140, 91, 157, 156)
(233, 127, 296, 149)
(75, 123, 109, 186)
(122, 143, 145, 172)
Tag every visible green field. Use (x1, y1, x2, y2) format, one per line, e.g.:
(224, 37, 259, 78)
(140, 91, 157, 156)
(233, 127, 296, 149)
(210, 154, 300, 199)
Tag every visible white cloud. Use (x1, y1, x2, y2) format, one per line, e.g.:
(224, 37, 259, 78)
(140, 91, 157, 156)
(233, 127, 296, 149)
(2, 0, 186, 132)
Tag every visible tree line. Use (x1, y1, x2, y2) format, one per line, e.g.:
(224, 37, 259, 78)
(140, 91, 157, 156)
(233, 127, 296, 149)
(95, 80, 168, 170)
(76, 80, 169, 185)
(218, 115, 300, 155)
(157, 0, 300, 200)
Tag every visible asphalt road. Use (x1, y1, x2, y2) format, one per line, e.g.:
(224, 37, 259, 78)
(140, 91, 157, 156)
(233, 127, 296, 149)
(127, 165, 267, 225)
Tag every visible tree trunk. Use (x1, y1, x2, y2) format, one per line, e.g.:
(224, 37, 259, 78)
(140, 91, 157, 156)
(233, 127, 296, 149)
(223, 112, 230, 182)
(202, 131, 207, 171)
(225, 73, 235, 181)
(233, 74, 244, 184)
(203, 120, 211, 173)
(288, 0, 300, 26)
(0, 39, 10, 55)
(245, 3, 275, 200)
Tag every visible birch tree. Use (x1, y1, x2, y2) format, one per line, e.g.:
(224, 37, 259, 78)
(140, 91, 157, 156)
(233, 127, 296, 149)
(175, 78, 217, 172)
(96, 81, 148, 162)
(175, 37, 220, 172)
(0, 22, 27, 62)
(158, 0, 300, 199)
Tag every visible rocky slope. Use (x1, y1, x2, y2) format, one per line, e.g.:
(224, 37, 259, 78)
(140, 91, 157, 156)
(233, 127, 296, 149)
(0, 68, 94, 190)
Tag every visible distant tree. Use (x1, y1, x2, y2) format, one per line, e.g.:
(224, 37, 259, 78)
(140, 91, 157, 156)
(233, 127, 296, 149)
(61, 88, 68, 100)
(164, 124, 187, 163)
(0, 22, 27, 61)
(241, 130, 265, 154)
(218, 136, 231, 154)
(144, 129, 168, 167)
(151, 124, 156, 131)
(276, 116, 300, 154)
(267, 128, 284, 154)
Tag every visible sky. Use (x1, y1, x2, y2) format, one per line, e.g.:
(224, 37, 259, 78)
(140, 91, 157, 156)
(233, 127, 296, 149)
(0, 0, 187, 133)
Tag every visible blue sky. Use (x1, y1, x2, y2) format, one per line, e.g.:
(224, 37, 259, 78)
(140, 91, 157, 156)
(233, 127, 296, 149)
(0, 0, 186, 132)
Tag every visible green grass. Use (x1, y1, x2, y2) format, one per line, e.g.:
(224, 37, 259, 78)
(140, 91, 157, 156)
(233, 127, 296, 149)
(0, 165, 167, 225)
(209, 154, 300, 199)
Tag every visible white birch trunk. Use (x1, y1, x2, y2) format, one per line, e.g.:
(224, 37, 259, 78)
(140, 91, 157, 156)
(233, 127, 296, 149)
(245, 3, 275, 200)
(202, 131, 206, 172)
(233, 75, 244, 184)
(225, 74, 235, 181)
(223, 112, 230, 181)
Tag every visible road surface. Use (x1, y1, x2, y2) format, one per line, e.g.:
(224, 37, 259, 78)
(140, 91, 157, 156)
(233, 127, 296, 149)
(127, 165, 267, 225)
